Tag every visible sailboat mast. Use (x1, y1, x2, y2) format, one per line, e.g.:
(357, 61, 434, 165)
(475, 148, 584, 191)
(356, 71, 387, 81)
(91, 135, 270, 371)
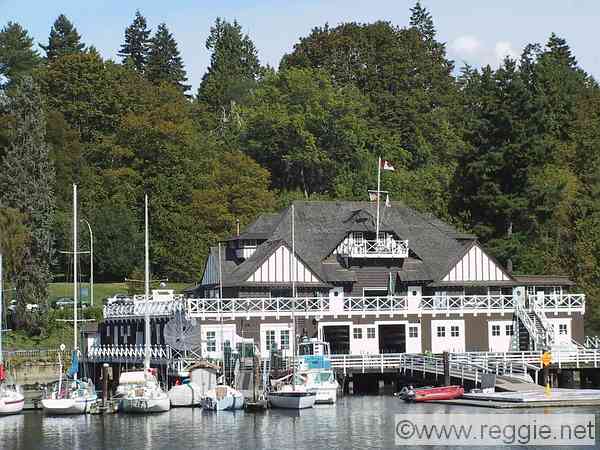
(144, 194, 150, 372)
(73, 184, 78, 354)
(0, 253, 3, 367)
(291, 204, 296, 388)
(217, 243, 224, 369)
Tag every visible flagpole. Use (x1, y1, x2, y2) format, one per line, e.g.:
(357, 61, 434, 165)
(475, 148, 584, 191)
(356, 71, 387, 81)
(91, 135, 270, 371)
(376, 156, 381, 240)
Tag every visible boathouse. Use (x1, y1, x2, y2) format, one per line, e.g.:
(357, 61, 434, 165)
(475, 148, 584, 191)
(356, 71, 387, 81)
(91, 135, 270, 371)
(92, 201, 585, 370)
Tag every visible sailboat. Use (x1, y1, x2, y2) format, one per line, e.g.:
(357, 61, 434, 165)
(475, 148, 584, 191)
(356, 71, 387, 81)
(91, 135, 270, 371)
(0, 253, 25, 415)
(201, 243, 244, 411)
(120, 195, 170, 413)
(41, 184, 97, 414)
(268, 204, 316, 410)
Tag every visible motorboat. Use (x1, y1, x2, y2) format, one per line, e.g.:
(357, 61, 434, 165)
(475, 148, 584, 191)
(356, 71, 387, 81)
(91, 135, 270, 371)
(119, 370, 170, 413)
(297, 338, 339, 404)
(403, 385, 464, 402)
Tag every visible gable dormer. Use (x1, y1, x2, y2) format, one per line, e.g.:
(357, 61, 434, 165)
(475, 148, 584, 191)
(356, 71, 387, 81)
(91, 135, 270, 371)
(332, 230, 409, 259)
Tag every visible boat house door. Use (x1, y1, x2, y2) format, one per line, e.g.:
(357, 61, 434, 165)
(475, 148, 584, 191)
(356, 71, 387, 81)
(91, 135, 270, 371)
(378, 324, 406, 353)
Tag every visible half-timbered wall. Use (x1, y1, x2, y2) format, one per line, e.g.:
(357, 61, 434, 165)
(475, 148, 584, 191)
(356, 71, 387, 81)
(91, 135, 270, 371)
(247, 245, 321, 283)
(442, 244, 510, 282)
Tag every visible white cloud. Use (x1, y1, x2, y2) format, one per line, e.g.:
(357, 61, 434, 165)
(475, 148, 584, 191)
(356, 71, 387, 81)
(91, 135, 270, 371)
(494, 41, 519, 64)
(449, 35, 519, 69)
(450, 35, 483, 55)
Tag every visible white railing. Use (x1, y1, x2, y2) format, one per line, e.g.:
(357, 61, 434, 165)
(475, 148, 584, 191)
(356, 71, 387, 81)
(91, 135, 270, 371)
(2, 348, 67, 360)
(537, 294, 585, 313)
(102, 293, 584, 320)
(104, 296, 186, 319)
(344, 239, 409, 258)
(86, 344, 172, 362)
(419, 294, 515, 312)
(532, 303, 555, 348)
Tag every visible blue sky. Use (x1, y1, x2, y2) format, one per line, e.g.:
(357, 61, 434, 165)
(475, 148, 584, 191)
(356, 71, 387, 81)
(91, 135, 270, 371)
(2, 0, 599, 91)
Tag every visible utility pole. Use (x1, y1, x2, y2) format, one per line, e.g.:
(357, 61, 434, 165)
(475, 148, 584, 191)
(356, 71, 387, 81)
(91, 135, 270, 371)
(81, 219, 94, 307)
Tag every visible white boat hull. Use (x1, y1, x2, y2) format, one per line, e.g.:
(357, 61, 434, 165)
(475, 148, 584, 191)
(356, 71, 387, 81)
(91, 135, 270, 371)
(268, 392, 316, 409)
(202, 395, 234, 411)
(41, 397, 96, 415)
(168, 383, 202, 407)
(0, 394, 24, 415)
(232, 393, 245, 410)
(311, 386, 338, 404)
(121, 397, 171, 413)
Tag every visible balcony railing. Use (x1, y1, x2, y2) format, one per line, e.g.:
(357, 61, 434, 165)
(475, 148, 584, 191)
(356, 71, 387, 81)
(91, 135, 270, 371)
(102, 293, 585, 320)
(339, 239, 409, 258)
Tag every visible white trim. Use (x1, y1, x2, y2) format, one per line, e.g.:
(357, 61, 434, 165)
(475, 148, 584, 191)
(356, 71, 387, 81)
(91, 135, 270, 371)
(247, 244, 322, 283)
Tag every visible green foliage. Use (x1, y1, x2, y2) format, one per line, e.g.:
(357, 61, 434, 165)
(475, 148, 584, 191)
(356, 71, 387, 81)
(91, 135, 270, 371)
(198, 18, 261, 115)
(0, 207, 30, 283)
(0, 21, 41, 88)
(39, 14, 85, 61)
(119, 10, 151, 74)
(0, 77, 55, 329)
(146, 23, 189, 93)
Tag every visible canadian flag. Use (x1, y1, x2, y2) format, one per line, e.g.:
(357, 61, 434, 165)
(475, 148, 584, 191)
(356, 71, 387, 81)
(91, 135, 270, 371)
(381, 159, 395, 171)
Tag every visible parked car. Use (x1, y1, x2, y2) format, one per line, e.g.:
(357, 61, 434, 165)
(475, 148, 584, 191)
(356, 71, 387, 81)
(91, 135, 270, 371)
(105, 293, 132, 305)
(52, 297, 89, 310)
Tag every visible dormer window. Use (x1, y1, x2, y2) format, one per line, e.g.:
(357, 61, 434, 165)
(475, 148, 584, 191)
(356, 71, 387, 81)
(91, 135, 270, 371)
(236, 239, 258, 260)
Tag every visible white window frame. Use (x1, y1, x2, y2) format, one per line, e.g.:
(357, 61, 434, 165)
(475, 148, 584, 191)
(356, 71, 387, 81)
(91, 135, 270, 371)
(450, 325, 460, 337)
(409, 326, 419, 338)
(353, 327, 363, 339)
(437, 326, 445, 338)
(505, 324, 514, 336)
(367, 327, 376, 339)
(491, 325, 501, 336)
(206, 331, 216, 352)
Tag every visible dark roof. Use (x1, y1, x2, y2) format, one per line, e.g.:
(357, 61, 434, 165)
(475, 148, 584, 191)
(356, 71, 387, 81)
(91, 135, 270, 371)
(200, 201, 480, 288)
(513, 275, 575, 286)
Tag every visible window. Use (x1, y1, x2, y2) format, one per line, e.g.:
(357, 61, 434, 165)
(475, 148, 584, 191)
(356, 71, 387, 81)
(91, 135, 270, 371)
(491, 325, 501, 336)
(280, 329, 290, 350)
(367, 327, 375, 339)
(206, 331, 216, 352)
(451, 326, 460, 337)
(527, 286, 536, 297)
(505, 324, 514, 336)
(353, 328, 363, 339)
(409, 326, 419, 338)
(559, 324, 568, 335)
(266, 330, 276, 351)
(436, 326, 445, 337)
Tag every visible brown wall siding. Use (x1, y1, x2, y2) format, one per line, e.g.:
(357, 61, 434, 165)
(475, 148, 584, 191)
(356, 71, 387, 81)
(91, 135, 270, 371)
(348, 264, 402, 296)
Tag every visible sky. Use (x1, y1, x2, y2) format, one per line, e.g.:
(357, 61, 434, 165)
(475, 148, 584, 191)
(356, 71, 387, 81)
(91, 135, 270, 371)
(2, 0, 600, 92)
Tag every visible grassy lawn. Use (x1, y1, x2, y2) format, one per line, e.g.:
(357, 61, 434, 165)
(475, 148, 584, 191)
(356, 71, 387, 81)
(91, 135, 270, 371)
(49, 281, 192, 306)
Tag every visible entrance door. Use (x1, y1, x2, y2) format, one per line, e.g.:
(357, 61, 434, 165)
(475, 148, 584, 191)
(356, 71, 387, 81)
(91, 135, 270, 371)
(322, 325, 350, 354)
(378, 324, 406, 353)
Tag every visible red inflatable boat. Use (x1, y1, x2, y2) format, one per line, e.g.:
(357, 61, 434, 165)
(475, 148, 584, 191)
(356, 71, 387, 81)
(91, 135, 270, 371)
(404, 385, 464, 402)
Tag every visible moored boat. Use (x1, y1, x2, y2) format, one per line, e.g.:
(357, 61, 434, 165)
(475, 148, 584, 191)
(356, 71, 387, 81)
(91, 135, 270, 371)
(201, 386, 234, 411)
(168, 381, 202, 407)
(0, 254, 24, 416)
(118, 370, 170, 413)
(403, 385, 464, 402)
(268, 385, 316, 409)
(297, 339, 339, 404)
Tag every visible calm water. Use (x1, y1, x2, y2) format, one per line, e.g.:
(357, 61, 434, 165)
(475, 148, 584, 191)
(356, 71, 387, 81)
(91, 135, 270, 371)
(1, 396, 599, 449)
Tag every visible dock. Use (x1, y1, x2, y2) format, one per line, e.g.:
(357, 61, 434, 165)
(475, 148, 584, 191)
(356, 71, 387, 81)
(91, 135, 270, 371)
(431, 388, 600, 408)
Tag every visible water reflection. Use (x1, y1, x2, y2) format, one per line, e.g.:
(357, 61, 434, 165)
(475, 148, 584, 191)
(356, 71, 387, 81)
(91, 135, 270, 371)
(1, 397, 597, 449)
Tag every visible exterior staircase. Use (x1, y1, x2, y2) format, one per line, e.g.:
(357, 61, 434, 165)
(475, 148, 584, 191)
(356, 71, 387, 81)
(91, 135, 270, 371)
(513, 297, 553, 351)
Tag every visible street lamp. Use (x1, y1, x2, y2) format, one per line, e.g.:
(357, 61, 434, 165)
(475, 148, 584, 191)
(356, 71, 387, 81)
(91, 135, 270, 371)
(81, 219, 94, 307)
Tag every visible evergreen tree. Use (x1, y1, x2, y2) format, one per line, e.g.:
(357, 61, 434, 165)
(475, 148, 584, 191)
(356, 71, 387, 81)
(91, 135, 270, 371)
(39, 14, 85, 60)
(0, 22, 41, 87)
(146, 23, 189, 93)
(119, 10, 151, 73)
(0, 77, 55, 327)
(198, 18, 261, 114)
(409, 1, 436, 41)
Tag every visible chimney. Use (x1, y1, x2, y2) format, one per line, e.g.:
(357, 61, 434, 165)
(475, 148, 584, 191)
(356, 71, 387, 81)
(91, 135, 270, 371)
(236, 219, 240, 236)
(506, 258, 513, 274)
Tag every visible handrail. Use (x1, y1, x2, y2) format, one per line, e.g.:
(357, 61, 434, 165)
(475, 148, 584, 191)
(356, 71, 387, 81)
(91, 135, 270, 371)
(102, 293, 585, 320)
